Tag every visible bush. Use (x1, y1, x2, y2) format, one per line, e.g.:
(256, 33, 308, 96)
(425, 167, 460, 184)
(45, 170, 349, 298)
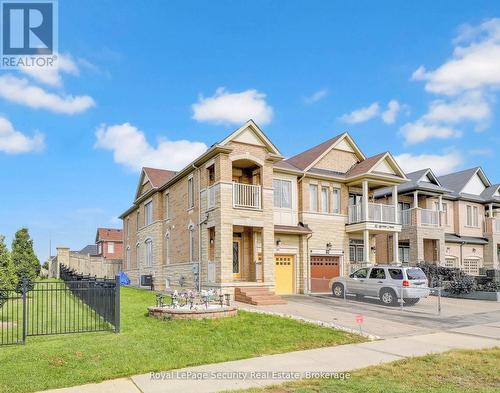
(448, 275, 476, 295)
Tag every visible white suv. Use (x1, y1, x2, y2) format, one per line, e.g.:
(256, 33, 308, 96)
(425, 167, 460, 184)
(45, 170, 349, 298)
(330, 265, 430, 306)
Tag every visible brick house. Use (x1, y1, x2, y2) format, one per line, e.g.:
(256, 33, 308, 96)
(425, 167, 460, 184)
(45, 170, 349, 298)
(95, 228, 123, 259)
(376, 167, 500, 274)
(120, 120, 408, 301)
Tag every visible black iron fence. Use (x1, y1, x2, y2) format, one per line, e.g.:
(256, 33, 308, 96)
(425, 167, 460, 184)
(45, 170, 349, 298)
(0, 267, 120, 346)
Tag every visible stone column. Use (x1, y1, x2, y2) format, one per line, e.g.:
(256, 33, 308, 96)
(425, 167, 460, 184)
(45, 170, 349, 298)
(363, 229, 370, 263)
(413, 191, 419, 208)
(392, 185, 398, 223)
(393, 232, 399, 264)
(362, 180, 369, 222)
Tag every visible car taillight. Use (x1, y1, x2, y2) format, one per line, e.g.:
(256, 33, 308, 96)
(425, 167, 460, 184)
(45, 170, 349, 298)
(402, 280, 410, 287)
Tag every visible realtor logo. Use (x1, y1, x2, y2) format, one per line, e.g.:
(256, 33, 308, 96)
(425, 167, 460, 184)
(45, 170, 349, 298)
(1, 0, 58, 68)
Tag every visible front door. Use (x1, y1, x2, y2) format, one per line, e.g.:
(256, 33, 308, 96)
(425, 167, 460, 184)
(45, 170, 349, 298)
(233, 238, 242, 279)
(275, 255, 294, 294)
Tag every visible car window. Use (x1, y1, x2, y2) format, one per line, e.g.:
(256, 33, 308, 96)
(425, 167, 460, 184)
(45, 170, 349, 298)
(388, 268, 403, 280)
(369, 268, 386, 279)
(406, 268, 427, 280)
(352, 268, 369, 279)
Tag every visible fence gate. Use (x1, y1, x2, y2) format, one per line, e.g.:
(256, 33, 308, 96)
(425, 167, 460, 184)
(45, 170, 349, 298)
(1, 271, 120, 346)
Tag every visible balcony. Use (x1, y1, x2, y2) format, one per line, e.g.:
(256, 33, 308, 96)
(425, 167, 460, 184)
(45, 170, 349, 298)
(232, 182, 261, 209)
(485, 217, 500, 234)
(400, 208, 441, 228)
(348, 203, 397, 224)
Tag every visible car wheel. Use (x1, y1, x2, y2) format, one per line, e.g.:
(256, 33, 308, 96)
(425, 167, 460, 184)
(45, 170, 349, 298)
(380, 288, 398, 306)
(404, 298, 419, 306)
(332, 283, 344, 298)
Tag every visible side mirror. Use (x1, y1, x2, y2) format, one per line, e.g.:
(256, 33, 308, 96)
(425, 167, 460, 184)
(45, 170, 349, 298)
(349, 273, 354, 278)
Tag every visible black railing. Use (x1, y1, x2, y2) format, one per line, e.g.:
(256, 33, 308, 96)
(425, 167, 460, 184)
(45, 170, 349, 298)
(0, 268, 120, 346)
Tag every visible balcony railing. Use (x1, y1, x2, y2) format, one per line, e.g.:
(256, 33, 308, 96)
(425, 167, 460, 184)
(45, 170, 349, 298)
(207, 184, 216, 209)
(348, 203, 397, 224)
(400, 208, 441, 227)
(232, 182, 261, 209)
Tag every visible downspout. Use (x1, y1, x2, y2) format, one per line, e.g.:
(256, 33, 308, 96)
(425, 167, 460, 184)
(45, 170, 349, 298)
(306, 233, 312, 294)
(193, 163, 202, 292)
(460, 241, 465, 270)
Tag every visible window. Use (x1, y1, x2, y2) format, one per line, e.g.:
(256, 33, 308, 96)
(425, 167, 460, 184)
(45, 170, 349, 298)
(388, 269, 403, 280)
(467, 205, 479, 227)
(108, 242, 114, 254)
(98, 243, 102, 254)
(321, 186, 329, 213)
(126, 218, 130, 239)
(406, 268, 427, 280)
(399, 245, 410, 263)
(398, 202, 411, 211)
(442, 203, 448, 225)
(309, 184, 318, 212)
(165, 193, 170, 220)
(352, 268, 369, 279)
(332, 188, 340, 214)
(349, 193, 362, 206)
(136, 243, 140, 267)
(273, 179, 292, 208)
(136, 210, 141, 229)
(188, 177, 194, 209)
(189, 227, 195, 261)
(145, 239, 153, 267)
(164, 233, 170, 264)
(349, 240, 364, 262)
(145, 201, 153, 226)
(125, 247, 131, 270)
(369, 268, 386, 279)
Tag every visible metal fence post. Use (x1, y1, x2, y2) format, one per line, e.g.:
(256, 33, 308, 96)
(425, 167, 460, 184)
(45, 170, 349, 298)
(437, 287, 442, 316)
(114, 275, 120, 333)
(22, 278, 27, 345)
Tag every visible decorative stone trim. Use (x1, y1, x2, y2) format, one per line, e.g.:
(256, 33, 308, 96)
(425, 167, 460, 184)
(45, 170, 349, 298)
(148, 306, 238, 320)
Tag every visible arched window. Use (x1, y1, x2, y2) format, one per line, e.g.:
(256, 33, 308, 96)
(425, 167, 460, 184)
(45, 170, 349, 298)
(188, 225, 195, 262)
(145, 239, 153, 267)
(166, 234, 170, 264)
(126, 246, 131, 270)
(136, 243, 140, 267)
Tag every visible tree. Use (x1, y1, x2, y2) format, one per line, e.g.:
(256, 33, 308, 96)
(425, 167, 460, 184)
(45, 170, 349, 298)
(11, 228, 40, 285)
(0, 235, 16, 306)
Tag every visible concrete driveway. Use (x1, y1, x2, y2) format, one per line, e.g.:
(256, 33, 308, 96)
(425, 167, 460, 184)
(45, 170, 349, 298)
(237, 294, 500, 338)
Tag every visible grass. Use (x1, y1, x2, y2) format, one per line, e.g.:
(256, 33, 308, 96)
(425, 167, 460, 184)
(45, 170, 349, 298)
(0, 286, 363, 393)
(237, 348, 500, 393)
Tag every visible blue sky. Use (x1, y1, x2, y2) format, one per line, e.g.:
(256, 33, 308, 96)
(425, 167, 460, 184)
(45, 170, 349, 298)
(1, 1, 499, 260)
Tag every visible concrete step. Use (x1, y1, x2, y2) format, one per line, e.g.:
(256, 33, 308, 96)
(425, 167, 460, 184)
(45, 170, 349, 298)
(234, 287, 287, 305)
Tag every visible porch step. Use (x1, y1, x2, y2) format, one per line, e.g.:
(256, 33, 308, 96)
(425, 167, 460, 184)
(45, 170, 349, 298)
(234, 288, 287, 306)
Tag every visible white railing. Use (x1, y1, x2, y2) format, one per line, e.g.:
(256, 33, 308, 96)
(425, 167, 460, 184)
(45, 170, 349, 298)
(421, 209, 440, 226)
(347, 203, 397, 224)
(369, 203, 397, 223)
(400, 209, 412, 226)
(207, 184, 216, 209)
(232, 183, 261, 209)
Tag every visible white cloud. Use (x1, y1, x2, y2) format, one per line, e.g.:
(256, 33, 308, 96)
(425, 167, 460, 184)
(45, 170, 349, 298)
(412, 18, 500, 95)
(192, 88, 273, 125)
(422, 91, 491, 128)
(469, 148, 493, 157)
(400, 121, 462, 144)
(19, 53, 79, 87)
(381, 100, 401, 124)
(95, 123, 208, 172)
(0, 116, 44, 154)
(395, 151, 463, 175)
(340, 102, 380, 124)
(304, 88, 329, 105)
(0, 75, 95, 114)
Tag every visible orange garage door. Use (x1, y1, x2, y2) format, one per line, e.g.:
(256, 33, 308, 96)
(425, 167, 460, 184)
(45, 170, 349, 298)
(310, 256, 340, 293)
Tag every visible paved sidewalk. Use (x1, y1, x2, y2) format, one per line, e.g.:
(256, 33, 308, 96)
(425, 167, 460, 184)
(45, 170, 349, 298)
(39, 326, 500, 393)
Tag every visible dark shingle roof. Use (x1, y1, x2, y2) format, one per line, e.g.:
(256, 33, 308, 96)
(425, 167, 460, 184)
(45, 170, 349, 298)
(375, 168, 450, 197)
(481, 185, 500, 202)
(78, 245, 98, 255)
(438, 167, 481, 197)
(346, 152, 386, 177)
(444, 234, 488, 245)
(285, 134, 344, 171)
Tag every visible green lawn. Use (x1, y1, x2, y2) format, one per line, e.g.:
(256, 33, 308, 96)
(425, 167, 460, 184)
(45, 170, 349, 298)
(237, 348, 500, 393)
(0, 286, 362, 393)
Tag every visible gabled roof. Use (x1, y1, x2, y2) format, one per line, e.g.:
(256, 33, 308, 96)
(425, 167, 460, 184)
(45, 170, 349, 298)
(481, 184, 500, 203)
(346, 152, 407, 180)
(374, 168, 450, 198)
(284, 132, 365, 172)
(218, 120, 282, 157)
(438, 167, 491, 198)
(96, 228, 123, 243)
(143, 167, 177, 188)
